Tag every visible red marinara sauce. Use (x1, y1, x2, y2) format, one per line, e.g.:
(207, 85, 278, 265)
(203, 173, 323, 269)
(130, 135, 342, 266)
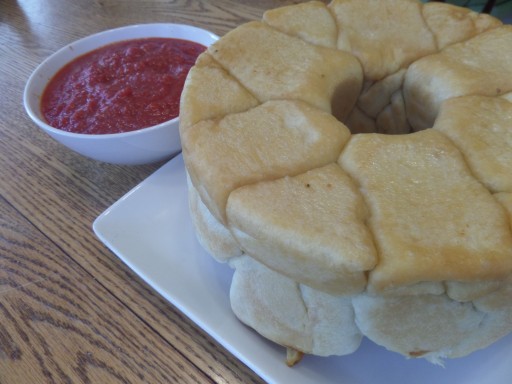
(41, 38, 206, 134)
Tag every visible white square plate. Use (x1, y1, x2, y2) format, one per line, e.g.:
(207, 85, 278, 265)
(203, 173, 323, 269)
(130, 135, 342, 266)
(93, 154, 512, 384)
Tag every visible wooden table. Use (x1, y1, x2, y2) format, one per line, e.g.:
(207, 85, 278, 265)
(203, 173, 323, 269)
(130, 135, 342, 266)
(3, 1, 512, 383)
(0, 1, 305, 382)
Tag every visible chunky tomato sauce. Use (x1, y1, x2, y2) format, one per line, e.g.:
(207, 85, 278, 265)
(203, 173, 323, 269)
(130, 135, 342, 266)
(41, 38, 206, 134)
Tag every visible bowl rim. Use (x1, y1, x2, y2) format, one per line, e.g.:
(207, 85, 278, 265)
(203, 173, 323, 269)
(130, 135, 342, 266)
(23, 22, 219, 140)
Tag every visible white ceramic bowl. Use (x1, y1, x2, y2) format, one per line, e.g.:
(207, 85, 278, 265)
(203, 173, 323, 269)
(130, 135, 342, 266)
(24, 23, 218, 165)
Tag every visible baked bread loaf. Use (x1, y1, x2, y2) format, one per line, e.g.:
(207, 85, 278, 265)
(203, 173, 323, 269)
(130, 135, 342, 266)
(179, 0, 512, 365)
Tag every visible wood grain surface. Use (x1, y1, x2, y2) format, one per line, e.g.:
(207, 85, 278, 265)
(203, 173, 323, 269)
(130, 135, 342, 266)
(0, 1, 311, 383)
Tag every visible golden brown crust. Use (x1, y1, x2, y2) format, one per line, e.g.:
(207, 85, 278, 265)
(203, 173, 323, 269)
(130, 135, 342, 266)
(422, 2, 502, 49)
(179, 52, 259, 131)
(404, 25, 512, 131)
(329, 0, 437, 81)
(182, 99, 351, 224)
(207, 21, 363, 121)
(180, 0, 512, 363)
(263, 1, 338, 49)
(433, 95, 512, 193)
(286, 348, 304, 367)
(338, 130, 512, 292)
(227, 163, 377, 295)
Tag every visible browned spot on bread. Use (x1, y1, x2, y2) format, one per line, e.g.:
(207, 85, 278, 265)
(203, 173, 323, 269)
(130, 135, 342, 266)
(409, 350, 430, 357)
(286, 347, 304, 366)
